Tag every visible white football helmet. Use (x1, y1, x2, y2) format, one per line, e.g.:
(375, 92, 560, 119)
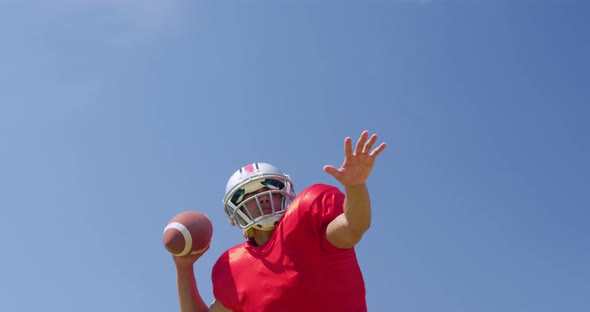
(223, 163, 296, 238)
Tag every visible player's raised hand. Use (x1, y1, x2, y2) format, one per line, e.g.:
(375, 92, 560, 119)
(323, 131, 387, 187)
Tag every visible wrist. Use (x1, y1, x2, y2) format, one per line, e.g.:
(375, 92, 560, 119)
(176, 263, 195, 273)
(344, 183, 367, 191)
(173, 256, 197, 271)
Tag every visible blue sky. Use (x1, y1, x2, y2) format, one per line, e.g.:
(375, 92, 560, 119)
(1, 1, 588, 311)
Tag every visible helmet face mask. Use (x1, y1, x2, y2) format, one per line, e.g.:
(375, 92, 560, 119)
(223, 163, 296, 237)
(232, 187, 293, 230)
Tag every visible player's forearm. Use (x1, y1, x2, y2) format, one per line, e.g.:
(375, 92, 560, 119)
(343, 183, 371, 237)
(176, 265, 209, 312)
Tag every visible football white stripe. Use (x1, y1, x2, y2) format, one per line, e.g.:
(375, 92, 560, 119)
(164, 222, 192, 256)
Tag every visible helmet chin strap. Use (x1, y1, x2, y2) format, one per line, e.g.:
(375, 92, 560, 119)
(243, 228, 253, 239)
(243, 215, 281, 238)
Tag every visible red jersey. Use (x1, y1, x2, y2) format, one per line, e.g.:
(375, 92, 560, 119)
(212, 184, 367, 312)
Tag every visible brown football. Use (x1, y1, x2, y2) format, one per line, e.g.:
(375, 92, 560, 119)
(162, 211, 213, 256)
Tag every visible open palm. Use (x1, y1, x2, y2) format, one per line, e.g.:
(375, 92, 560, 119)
(324, 131, 387, 187)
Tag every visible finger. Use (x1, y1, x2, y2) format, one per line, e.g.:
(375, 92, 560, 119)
(363, 134, 378, 154)
(344, 136, 354, 158)
(369, 142, 387, 158)
(355, 131, 369, 155)
(323, 165, 342, 180)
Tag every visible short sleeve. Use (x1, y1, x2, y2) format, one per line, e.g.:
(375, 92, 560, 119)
(287, 184, 346, 252)
(212, 250, 240, 311)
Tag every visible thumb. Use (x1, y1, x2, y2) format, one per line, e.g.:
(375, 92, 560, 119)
(323, 165, 341, 179)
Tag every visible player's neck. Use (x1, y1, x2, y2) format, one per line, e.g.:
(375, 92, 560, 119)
(251, 229, 273, 246)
